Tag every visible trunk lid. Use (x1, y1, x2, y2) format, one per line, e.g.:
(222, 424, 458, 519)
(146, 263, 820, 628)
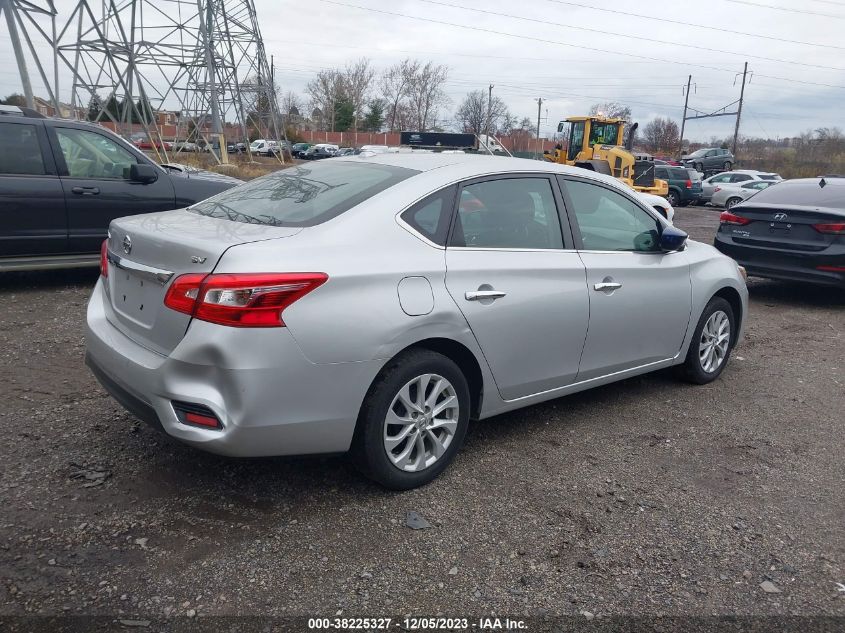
(727, 204, 843, 251)
(104, 209, 302, 355)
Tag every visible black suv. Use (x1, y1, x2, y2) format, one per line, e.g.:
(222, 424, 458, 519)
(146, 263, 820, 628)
(654, 165, 703, 207)
(680, 147, 734, 173)
(0, 106, 241, 272)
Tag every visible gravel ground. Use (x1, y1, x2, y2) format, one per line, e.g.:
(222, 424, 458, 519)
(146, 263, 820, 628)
(1, 206, 843, 623)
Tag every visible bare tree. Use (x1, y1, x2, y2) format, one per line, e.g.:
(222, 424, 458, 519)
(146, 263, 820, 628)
(379, 58, 419, 133)
(509, 117, 537, 153)
(280, 91, 304, 117)
(589, 101, 631, 121)
(454, 90, 511, 136)
(642, 117, 680, 154)
(344, 58, 375, 132)
(406, 61, 450, 132)
(306, 69, 345, 131)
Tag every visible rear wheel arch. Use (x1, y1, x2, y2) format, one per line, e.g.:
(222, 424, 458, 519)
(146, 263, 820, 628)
(397, 338, 484, 420)
(357, 337, 485, 429)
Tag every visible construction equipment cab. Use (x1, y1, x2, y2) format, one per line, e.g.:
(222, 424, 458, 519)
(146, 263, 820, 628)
(545, 116, 668, 197)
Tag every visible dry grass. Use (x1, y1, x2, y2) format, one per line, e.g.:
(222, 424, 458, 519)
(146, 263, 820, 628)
(151, 151, 294, 180)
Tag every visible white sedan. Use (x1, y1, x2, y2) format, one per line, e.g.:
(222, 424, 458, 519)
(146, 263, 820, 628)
(712, 180, 778, 209)
(637, 192, 675, 223)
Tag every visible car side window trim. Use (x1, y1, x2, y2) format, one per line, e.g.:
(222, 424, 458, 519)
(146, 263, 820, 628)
(446, 173, 574, 251)
(46, 125, 151, 180)
(396, 185, 458, 248)
(556, 174, 667, 253)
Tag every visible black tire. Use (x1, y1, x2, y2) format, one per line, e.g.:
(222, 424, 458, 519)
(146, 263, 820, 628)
(679, 297, 736, 385)
(351, 349, 471, 490)
(723, 161, 732, 171)
(725, 197, 742, 210)
(666, 190, 680, 206)
(678, 199, 690, 207)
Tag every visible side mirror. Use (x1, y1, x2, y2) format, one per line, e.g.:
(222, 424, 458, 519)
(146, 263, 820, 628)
(660, 225, 688, 252)
(130, 163, 158, 183)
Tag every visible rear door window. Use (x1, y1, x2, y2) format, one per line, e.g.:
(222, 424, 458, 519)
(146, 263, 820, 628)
(190, 161, 418, 226)
(0, 122, 47, 175)
(450, 177, 564, 250)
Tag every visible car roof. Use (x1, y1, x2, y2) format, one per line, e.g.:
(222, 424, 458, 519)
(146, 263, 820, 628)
(336, 152, 634, 190)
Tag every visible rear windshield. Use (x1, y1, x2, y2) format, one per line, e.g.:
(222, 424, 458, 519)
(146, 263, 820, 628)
(189, 161, 418, 226)
(743, 181, 845, 208)
(686, 149, 707, 158)
(667, 167, 691, 179)
(757, 174, 780, 181)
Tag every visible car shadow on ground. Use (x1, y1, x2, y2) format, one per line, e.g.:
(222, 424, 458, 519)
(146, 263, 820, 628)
(747, 278, 845, 307)
(0, 267, 99, 290)
(113, 367, 683, 504)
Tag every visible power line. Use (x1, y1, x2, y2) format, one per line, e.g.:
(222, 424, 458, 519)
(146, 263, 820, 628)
(312, 1, 733, 73)
(541, 0, 845, 51)
(314, 0, 845, 90)
(418, 0, 845, 71)
(725, 0, 845, 18)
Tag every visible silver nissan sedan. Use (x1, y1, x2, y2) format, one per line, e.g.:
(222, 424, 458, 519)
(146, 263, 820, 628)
(85, 154, 748, 489)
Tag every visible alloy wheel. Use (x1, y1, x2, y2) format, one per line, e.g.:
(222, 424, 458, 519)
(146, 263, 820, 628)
(384, 373, 460, 472)
(699, 310, 731, 373)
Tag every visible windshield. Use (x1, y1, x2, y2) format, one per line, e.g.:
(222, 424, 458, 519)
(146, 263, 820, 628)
(189, 161, 418, 226)
(588, 122, 620, 147)
(686, 149, 707, 158)
(741, 180, 845, 208)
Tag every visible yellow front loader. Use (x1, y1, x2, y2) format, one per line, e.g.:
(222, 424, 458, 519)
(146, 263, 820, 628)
(544, 116, 668, 197)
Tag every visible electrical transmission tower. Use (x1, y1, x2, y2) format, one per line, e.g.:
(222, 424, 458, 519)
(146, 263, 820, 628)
(2, 0, 285, 163)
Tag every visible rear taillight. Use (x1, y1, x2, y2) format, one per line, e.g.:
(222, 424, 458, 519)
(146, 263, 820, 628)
(714, 187, 722, 193)
(817, 265, 845, 272)
(100, 240, 109, 278)
(720, 211, 751, 225)
(163, 272, 328, 327)
(813, 222, 845, 235)
(685, 179, 692, 189)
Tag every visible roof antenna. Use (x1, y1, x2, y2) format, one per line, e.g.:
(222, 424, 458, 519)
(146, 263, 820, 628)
(820, 178, 827, 188)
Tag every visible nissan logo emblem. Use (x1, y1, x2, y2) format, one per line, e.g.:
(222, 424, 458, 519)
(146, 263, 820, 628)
(122, 234, 132, 255)
(773, 213, 788, 222)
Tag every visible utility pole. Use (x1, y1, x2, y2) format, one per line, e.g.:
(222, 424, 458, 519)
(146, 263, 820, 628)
(536, 97, 543, 159)
(1, 0, 35, 108)
(732, 61, 748, 156)
(485, 83, 494, 143)
(679, 74, 691, 156)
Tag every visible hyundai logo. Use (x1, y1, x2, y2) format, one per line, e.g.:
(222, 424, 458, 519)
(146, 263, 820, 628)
(773, 213, 788, 222)
(122, 234, 132, 255)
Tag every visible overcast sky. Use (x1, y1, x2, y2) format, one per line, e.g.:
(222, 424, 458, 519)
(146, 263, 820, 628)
(2, 0, 843, 140)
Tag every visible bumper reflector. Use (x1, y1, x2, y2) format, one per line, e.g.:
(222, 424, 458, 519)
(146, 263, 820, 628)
(172, 401, 222, 430)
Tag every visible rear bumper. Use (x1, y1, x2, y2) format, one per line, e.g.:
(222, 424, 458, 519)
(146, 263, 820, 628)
(85, 279, 383, 457)
(714, 236, 845, 287)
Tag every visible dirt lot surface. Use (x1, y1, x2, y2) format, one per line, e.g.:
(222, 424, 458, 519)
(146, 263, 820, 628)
(1, 207, 843, 624)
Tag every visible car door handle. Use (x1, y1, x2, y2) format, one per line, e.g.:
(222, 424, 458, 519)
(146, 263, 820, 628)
(71, 186, 100, 195)
(465, 290, 507, 301)
(593, 281, 622, 291)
